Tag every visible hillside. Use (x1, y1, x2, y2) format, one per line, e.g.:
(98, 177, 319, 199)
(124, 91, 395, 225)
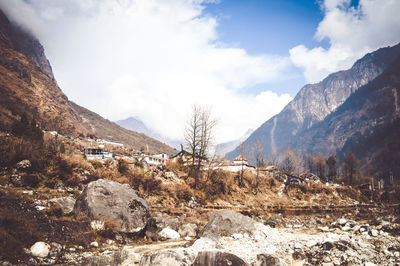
(0, 9, 174, 154)
(290, 54, 400, 180)
(227, 43, 400, 161)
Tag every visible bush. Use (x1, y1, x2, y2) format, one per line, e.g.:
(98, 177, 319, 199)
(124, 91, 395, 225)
(174, 183, 193, 201)
(89, 160, 103, 170)
(22, 174, 41, 188)
(118, 159, 130, 174)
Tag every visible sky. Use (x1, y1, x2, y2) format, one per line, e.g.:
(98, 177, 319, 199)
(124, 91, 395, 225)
(1, 0, 400, 144)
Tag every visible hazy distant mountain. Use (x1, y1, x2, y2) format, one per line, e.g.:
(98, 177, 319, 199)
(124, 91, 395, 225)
(116, 116, 182, 150)
(227, 43, 400, 161)
(215, 129, 253, 157)
(0, 9, 174, 154)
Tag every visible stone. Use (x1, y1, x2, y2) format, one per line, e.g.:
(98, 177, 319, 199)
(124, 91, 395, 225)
(192, 251, 248, 266)
(90, 220, 105, 231)
(338, 218, 347, 226)
(16, 160, 31, 169)
(49, 242, 62, 257)
(90, 241, 99, 248)
(73, 179, 151, 233)
(49, 196, 76, 214)
(139, 250, 187, 266)
(264, 214, 286, 228)
(178, 223, 197, 238)
(200, 210, 257, 239)
(370, 229, 379, 237)
(253, 254, 287, 266)
(120, 246, 141, 263)
(294, 243, 302, 249)
(30, 241, 50, 258)
(9, 174, 23, 187)
(158, 227, 180, 240)
(319, 226, 330, 232)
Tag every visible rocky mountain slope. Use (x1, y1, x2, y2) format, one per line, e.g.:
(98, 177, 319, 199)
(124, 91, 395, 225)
(227, 43, 400, 161)
(0, 9, 174, 154)
(215, 129, 253, 157)
(290, 54, 400, 180)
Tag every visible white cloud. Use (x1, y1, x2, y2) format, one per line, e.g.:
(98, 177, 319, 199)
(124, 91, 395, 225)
(0, 0, 292, 143)
(290, 0, 400, 83)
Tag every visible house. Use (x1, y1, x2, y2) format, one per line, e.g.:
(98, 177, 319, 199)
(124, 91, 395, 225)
(143, 153, 168, 166)
(85, 148, 113, 160)
(206, 155, 255, 172)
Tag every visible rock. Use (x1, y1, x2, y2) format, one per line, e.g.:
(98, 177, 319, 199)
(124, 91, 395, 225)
(30, 241, 50, 258)
(73, 179, 151, 233)
(49, 242, 62, 257)
(49, 196, 76, 214)
(90, 241, 99, 248)
(200, 210, 257, 239)
(264, 214, 286, 228)
(27, 257, 37, 265)
(178, 223, 197, 238)
(120, 246, 141, 264)
(145, 215, 181, 241)
(370, 229, 379, 237)
(192, 251, 248, 266)
(319, 226, 330, 232)
(253, 254, 287, 266)
(294, 243, 302, 249)
(9, 174, 23, 187)
(90, 220, 105, 231)
(158, 227, 180, 240)
(16, 160, 31, 169)
(139, 250, 187, 266)
(338, 218, 347, 226)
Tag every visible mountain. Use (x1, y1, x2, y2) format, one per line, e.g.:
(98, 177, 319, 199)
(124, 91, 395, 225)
(0, 9, 174, 154)
(215, 129, 253, 157)
(116, 116, 182, 150)
(291, 54, 400, 176)
(227, 43, 400, 161)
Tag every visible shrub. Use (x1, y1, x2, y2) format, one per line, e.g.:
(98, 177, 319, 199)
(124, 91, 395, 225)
(23, 173, 41, 188)
(174, 183, 193, 201)
(88, 160, 103, 170)
(142, 176, 162, 194)
(117, 159, 130, 174)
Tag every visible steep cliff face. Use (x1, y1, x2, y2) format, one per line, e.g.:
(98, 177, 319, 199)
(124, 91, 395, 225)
(291, 54, 400, 179)
(0, 10, 53, 78)
(227, 43, 400, 161)
(0, 9, 174, 154)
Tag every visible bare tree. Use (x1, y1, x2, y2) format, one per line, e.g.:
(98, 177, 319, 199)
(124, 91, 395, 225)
(197, 107, 217, 169)
(326, 155, 337, 182)
(251, 138, 266, 183)
(238, 142, 248, 187)
(281, 147, 301, 175)
(184, 105, 217, 171)
(315, 154, 326, 182)
(343, 151, 359, 186)
(184, 105, 202, 169)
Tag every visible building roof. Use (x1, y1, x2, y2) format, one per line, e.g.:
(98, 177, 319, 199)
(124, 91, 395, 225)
(233, 155, 248, 162)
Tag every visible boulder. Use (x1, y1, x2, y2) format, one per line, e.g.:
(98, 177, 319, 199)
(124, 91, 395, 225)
(139, 250, 187, 266)
(159, 227, 180, 240)
(49, 196, 76, 214)
(73, 179, 151, 233)
(264, 214, 286, 228)
(30, 241, 50, 258)
(192, 251, 248, 266)
(199, 210, 257, 239)
(252, 254, 287, 266)
(178, 223, 197, 238)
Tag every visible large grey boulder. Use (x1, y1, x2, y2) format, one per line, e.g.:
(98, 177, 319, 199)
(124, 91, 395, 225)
(139, 250, 187, 266)
(199, 210, 257, 239)
(192, 251, 248, 266)
(73, 179, 151, 233)
(30, 242, 50, 258)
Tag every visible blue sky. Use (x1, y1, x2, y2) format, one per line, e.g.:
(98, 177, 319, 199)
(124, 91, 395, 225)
(205, 0, 328, 96)
(1, 0, 399, 142)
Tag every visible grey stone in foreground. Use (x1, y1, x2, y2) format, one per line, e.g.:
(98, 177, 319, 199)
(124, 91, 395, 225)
(192, 251, 248, 266)
(73, 179, 151, 233)
(199, 210, 257, 239)
(139, 250, 187, 266)
(30, 242, 50, 258)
